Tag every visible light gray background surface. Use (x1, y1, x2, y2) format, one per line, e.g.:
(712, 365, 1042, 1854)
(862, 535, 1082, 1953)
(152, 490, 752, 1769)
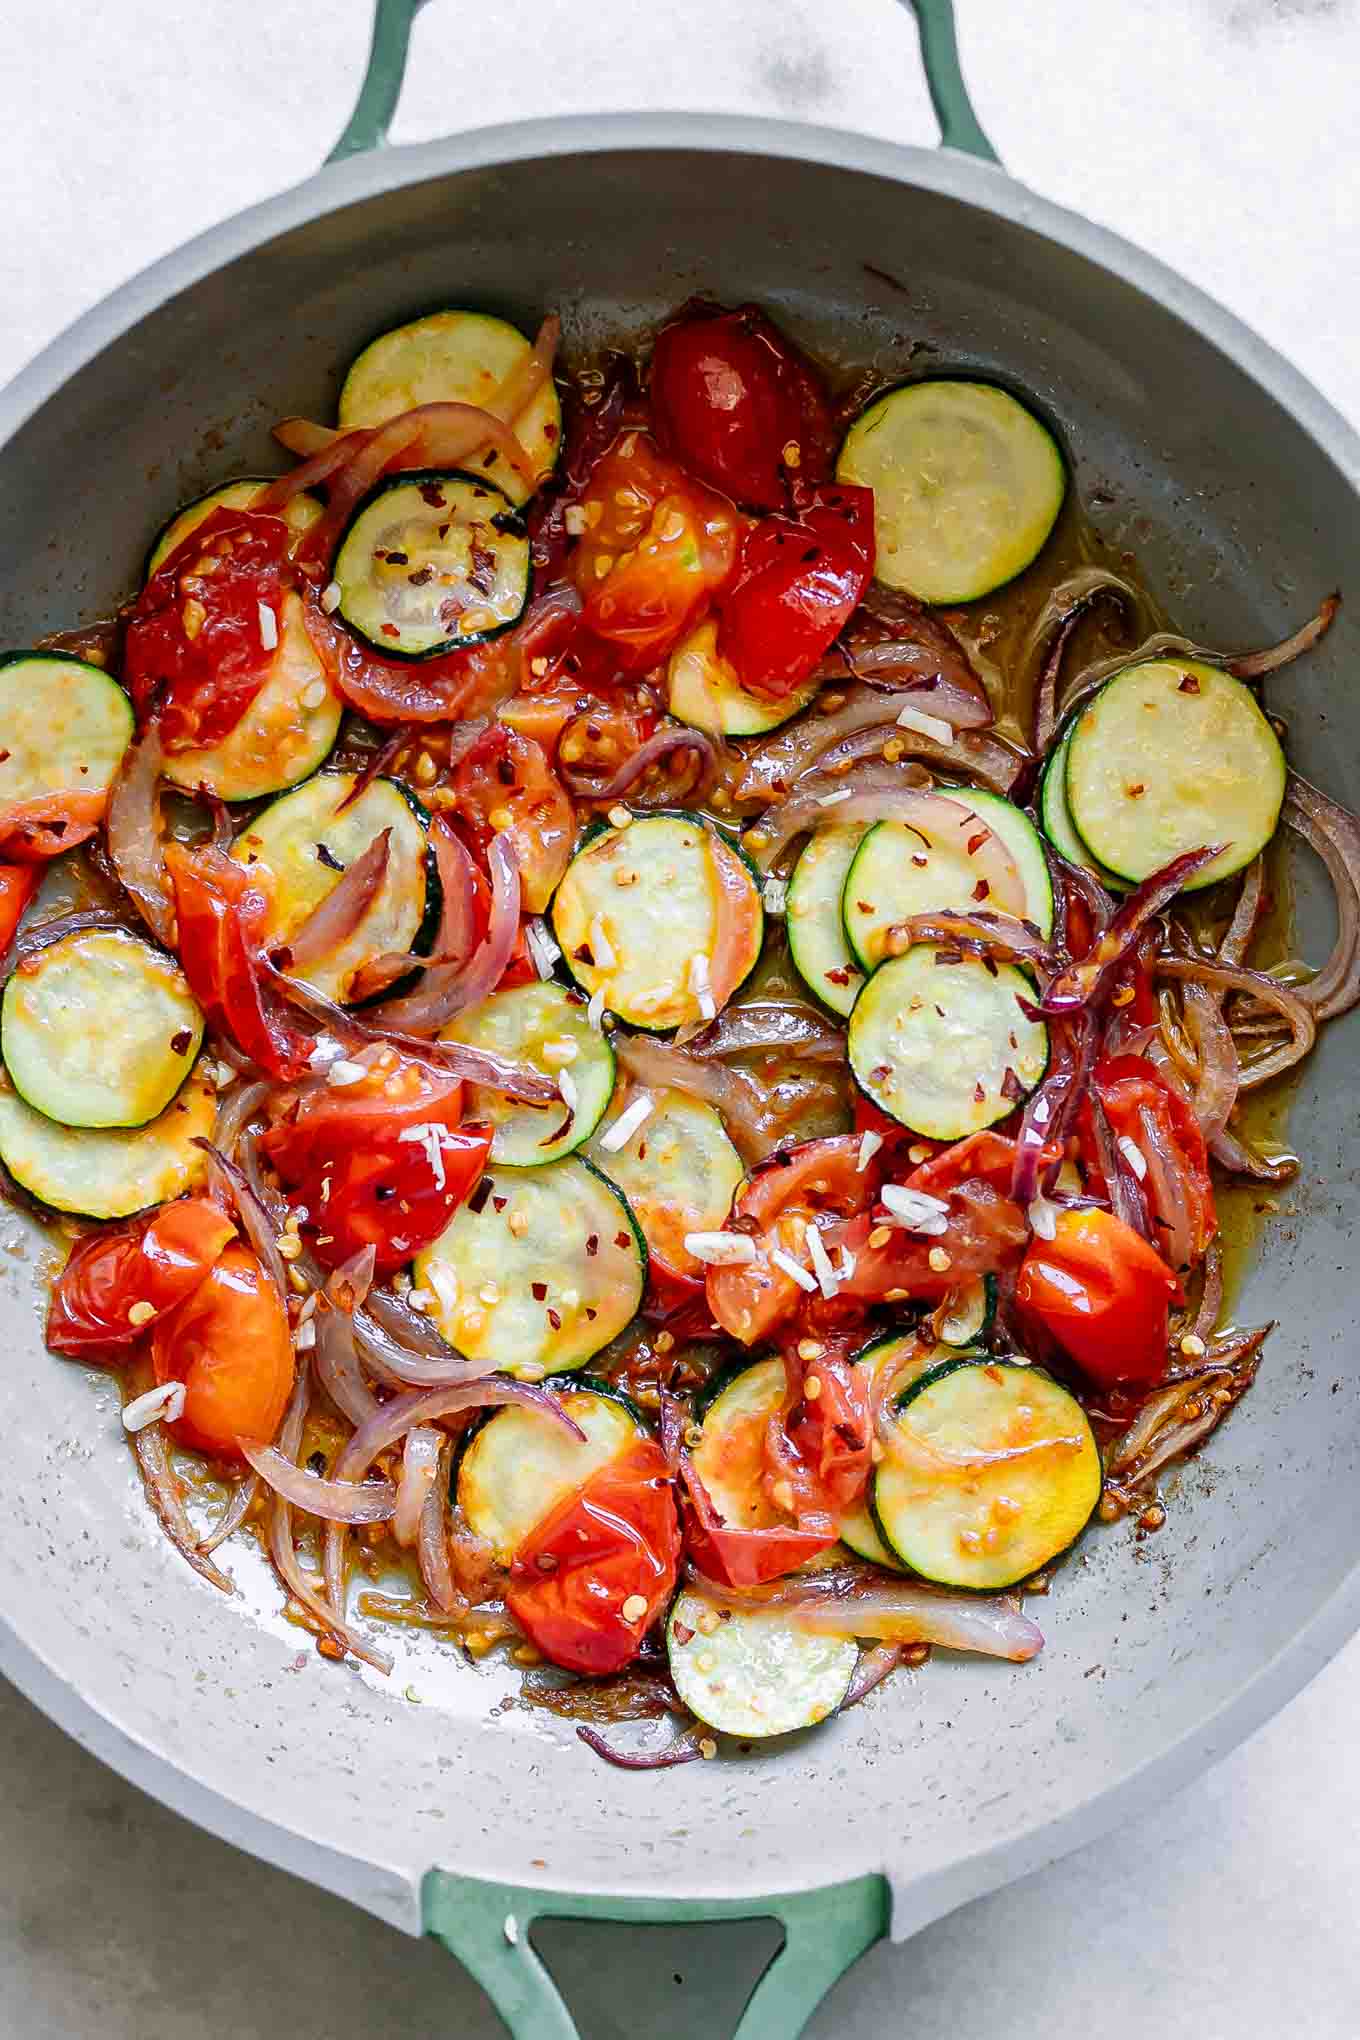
(0, 2, 1356, 2033)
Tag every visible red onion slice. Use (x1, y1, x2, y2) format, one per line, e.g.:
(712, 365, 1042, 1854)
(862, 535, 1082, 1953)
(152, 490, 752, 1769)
(1281, 775, 1360, 1020)
(839, 1642, 905, 1712)
(561, 724, 718, 804)
(884, 908, 1054, 970)
(265, 1377, 394, 1676)
(1226, 592, 1340, 678)
(313, 1304, 380, 1427)
(283, 829, 391, 972)
(1040, 847, 1222, 1015)
(197, 1472, 260, 1556)
(689, 1001, 846, 1062)
(107, 721, 175, 948)
(393, 1425, 444, 1548)
(615, 1034, 777, 1164)
(823, 585, 993, 727)
(239, 1439, 397, 1522)
(132, 1421, 235, 1595)
(1155, 956, 1316, 1087)
(367, 830, 521, 1035)
(577, 1723, 705, 1770)
(193, 1139, 288, 1304)
(271, 967, 555, 1100)
(1023, 568, 1138, 754)
(335, 1378, 584, 1484)
(417, 1440, 459, 1613)
(695, 1570, 1044, 1661)
(1179, 980, 1240, 1142)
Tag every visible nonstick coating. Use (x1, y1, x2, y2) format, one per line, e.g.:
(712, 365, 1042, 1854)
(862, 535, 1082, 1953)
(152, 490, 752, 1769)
(0, 116, 1356, 1938)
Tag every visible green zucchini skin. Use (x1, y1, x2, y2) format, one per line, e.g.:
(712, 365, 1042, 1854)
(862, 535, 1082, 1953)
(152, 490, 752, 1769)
(872, 1355, 1102, 1589)
(0, 1065, 216, 1221)
(0, 652, 133, 815)
(667, 1586, 857, 1738)
(1064, 658, 1286, 890)
(443, 979, 616, 1167)
(1, 928, 203, 1131)
(550, 810, 764, 1035)
(331, 469, 531, 662)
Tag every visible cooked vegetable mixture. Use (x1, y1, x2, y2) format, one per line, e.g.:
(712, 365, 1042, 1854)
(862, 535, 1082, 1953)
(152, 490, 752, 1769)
(5, 300, 1349, 1764)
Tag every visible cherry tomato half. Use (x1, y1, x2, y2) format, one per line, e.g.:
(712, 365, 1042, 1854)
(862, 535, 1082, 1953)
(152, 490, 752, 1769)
(679, 1453, 835, 1587)
(507, 1438, 681, 1675)
(1016, 1205, 1182, 1390)
(705, 1134, 874, 1345)
(0, 863, 39, 949)
(571, 434, 739, 670)
(46, 1197, 237, 1357)
(650, 303, 836, 509)
(124, 508, 292, 751)
(261, 1051, 489, 1274)
(1084, 1055, 1216, 1272)
(717, 483, 875, 699)
(152, 1242, 294, 1461)
(769, 1340, 873, 1526)
(165, 842, 312, 1082)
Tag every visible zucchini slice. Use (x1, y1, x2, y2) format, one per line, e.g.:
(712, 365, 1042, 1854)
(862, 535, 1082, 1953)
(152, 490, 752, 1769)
(443, 980, 615, 1167)
(163, 590, 342, 801)
(691, 1357, 787, 1531)
(848, 946, 1049, 1139)
(838, 1334, 944, 1570)
(457, 1381, 642, 1563)
(144, 479, 322, 580)
(2, 929, 202, 1130)
(1065, 658, 1286, 890)
(842, 800, 1043, 975)
(413, 1155, 645, 1378)
(785, 824, 868, 1018)
(1038, 725, 1129, 892)
(667, 1586, 857, 1739)
(551, 812, 763, 1033)
(585, 1085, 743, 1279)
(0, 1063, 215, 1219)
(836, 380, 1066, 603)
(332, 470, 530, 661)
(338, 310, 561, 507)
(667, 619, 819, 737)
(957, 791, 1053, 937)
(873, 1356, 1101, 1588)
(0, 653, 132, 816)
(230, 771, 436, 1004)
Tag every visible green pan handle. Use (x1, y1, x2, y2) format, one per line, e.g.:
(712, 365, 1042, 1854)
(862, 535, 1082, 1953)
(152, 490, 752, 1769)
(424, 1869, 889, 2039)
(328, 0, 998, 164)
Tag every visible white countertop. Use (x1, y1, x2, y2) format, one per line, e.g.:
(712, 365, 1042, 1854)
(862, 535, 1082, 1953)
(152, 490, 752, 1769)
(1, 2, 1356, 2032)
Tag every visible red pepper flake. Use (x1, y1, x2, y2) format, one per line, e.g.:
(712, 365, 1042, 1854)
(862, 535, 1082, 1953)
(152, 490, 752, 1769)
(418, 483, 446, 508)
(585, 1306, 598, 1321)
(673, 1621, 695, 1646)
(911, 853, 929, 869)
(492, 1195, 508, 1212)
(531, 1282, 548, 1301)
(1000, 1066, 1024, 1103)
(871, 1064, 892, 1083)
(585, 1234, 599, 1257)
(825, 966, 851, 986)
(974, 1080, 986, 1103)
(169, 1029, 193, 1055)
(547, 1307, 562, 1330)
(467, 1178, 495, 1215)
(966, 831, 988, 855)
(856, 899, 874, 915)
(1126, 783, 1145, 799)
(614, 1231, 630, 1251)
(972, 879, 990, 902)
(381, 623, 400, 639)
(1178, 673, 1201, 694)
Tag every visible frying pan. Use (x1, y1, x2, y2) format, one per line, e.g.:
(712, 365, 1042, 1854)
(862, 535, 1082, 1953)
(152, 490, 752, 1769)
(1, 2, 1358, 2032)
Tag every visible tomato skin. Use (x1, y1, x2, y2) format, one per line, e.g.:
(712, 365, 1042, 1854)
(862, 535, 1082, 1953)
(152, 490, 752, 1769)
(507, 1439, 681, 1675)
(164, 842, 312, 1081)
(706, 1134, 875, 1345)
(0, 795, 108, 863)
(307, 598, 516, 726)
(444, 724, 575, 916)
(46, 1198, 237, 1357)
(1016, 1205, 1181, 1390)
(0, 864, 39, 949)
(152, 1243, 294, 1461)
(124, 508, 291, 750)
(261, 1054, 488, 1274)
(1083, 1055, 1215, 1269)
(679, 1453, 836, 1586)
(767, 1339, 872, 1528)
(571, 435, 739, 670)
(836, 1139, 1032, 1307)
(717, 484, 876, 698)
(650, 304, 836, 509)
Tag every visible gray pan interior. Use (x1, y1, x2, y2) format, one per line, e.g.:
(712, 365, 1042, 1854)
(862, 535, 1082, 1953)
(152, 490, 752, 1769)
(0, 116, 1356, 1944)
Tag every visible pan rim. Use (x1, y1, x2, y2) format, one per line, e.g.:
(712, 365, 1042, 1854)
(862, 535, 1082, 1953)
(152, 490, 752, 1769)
(1, 106, 1357, 1941)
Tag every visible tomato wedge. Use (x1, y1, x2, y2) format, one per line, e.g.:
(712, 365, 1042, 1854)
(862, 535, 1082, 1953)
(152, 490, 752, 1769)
(836, 1137, 1030, 1304)
(46, 1197, 237, 1357)
(151, 1242, 294, 1461)
(0, 863, 39, 952)
(444, 724, 575, 916)
(679, 1453, 835, 1587)
(650, 302, 836, 509)
(717, 483, 875, 698)
(165, 842, 312, 1081)
(1082, 1055, 1215, 1271)
(765, 1337, 872, 1528)
(571, 435, 739, 670)
(705, 1134, 876, 1345)
(1016, 1205, 1182, 1390)
(124, 507, 292, 750)
(0, 792, 109, 862)
(261, 1051, 489, 1274)
(507, 1438, 681, 1675)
